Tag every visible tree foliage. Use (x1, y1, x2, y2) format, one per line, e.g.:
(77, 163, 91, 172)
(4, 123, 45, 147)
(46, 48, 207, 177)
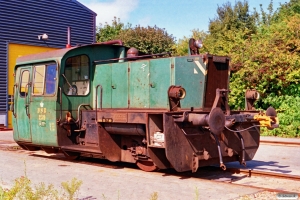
(96, 17, 129, 42)
(174, 29, 208, 56)
(96, 17, 176, 54)
(201, 0, 300, 137)
(118, 25, 175, 54)
(209, 1, 258, 35)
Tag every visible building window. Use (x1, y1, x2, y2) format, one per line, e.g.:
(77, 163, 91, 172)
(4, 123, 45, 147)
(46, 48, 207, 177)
(33, 63, 57, 96)
(64, 55, 89, 96)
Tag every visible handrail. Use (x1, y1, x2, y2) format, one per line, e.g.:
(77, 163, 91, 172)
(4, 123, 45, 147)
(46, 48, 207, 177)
(12, 84, 17, 118)
(95, 84, 103, 122)
(94, 52, 171, 64)
(24, 82, 31, 118)
(98, 40, 123, 46)
(76, 104, 92, 128)
(57, 87, 62, 123)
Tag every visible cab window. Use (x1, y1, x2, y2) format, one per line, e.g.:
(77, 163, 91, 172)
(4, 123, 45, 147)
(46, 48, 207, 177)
(63, 55, 89, 96)
(32, 63, 57, 96)
(19, 70, 30, 97)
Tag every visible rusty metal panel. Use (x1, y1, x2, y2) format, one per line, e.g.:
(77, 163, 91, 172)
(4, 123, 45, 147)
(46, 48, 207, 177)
(99, 124, 121, 162)
(112, 62, 128, 108)
(129, 60, 150, 108)
(148, 147, 170, 169)
(97, 112, 127, 123)
(85, 124, 99, 147)
(149, 58, 171, 108)
(204, 56, 230, 109)
(164, 113, 194, 172)
(174, 56, 206, 109)
(97, 112, 147, 124)
(128, 112, 146, 123)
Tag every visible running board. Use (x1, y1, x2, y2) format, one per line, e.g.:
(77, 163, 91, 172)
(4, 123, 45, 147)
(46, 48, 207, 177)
(61, 145, 102, 154)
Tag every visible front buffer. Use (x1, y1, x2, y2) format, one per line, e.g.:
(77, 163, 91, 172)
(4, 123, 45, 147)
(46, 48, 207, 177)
(163, 106, 278, 172)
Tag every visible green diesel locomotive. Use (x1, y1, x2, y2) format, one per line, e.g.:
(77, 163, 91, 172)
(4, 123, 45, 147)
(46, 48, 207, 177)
(11, 39, 278, 172)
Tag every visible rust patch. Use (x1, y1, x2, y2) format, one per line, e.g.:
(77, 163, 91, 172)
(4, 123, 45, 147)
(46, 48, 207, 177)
(113, 113, 128, 122)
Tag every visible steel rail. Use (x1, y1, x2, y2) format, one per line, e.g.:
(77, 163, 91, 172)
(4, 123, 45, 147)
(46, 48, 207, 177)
(226, 167, 300, 181)
(260, 140, 300, 146)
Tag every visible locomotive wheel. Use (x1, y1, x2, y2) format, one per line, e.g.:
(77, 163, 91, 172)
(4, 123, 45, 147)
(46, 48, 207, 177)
(136, 160, 159, 172)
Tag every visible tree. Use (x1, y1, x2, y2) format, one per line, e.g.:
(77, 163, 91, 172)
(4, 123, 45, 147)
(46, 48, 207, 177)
(96, 18, 175, 54)
(203, 1, 259, 56)
(117, 25, 176, 54)
(195, 0, 300, 137)
(208, 0, 258, 36)
(96, 17, 130, 42)
(174, 29, 207, 56)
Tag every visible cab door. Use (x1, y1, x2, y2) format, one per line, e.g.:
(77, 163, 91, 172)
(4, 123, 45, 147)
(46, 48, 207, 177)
(29, 63, 58, 146)
(14, 66, 32, 141)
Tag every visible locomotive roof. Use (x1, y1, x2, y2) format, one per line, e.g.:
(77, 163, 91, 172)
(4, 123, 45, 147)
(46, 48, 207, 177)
(15, 43, 124, 65)
(16, 47, 73, 64)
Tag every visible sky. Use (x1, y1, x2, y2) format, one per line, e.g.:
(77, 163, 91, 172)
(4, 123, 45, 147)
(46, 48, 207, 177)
(77, 0, 286, 41)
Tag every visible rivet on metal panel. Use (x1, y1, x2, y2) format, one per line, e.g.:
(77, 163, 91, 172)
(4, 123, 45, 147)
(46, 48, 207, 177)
(226, 148, 233, 157)
(149, 83, 155, 88)
(192, 155, 199, 173)
(203, 150, 209, 160)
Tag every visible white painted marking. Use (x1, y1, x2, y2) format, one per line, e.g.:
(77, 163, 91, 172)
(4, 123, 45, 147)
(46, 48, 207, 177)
(194, 61, 207, 75)
(194, 68, 198, 74)
(141, 64, 147, 71)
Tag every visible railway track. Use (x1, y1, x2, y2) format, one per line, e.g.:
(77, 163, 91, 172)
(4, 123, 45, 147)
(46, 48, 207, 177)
(227, 167, 300, 182)
(260, 139, 300, 146)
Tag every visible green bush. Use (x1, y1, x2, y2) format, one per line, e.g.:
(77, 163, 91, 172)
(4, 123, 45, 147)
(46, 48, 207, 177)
(260, 95, 300, 137)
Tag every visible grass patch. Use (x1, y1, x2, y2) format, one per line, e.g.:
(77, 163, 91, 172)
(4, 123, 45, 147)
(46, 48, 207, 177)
(0, 176, 82, 200)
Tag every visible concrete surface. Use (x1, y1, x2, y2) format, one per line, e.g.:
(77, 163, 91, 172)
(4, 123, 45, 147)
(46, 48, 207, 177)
(0, 131, 299, 199)
(0, 131, 264, 200)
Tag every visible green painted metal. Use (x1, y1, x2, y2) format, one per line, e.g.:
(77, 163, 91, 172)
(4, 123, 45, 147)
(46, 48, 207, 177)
(112, 62, 128, 108)
(174, 57, 206, 109)
(13, 64, 59, 146)
(13, 44, 211, 149)
(149, 58, 171, 108)
(14, 66, 32, 141)
(29, 99, 58, 146)
(94, 64, 112, 108)
(129, 60, 150, 108)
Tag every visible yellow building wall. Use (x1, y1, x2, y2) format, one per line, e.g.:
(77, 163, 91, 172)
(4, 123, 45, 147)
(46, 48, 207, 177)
(8, 43, 58, 128)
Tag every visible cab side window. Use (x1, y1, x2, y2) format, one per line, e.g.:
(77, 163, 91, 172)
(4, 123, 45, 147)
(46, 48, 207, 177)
(19, 70, 30, 97)
(33, 63, 57, 96)
(64, 55, 89, 96)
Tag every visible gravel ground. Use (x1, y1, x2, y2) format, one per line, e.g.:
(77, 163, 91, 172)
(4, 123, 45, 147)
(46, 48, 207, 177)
(234, 191, 278, 200)
(235, 191, 299, 200)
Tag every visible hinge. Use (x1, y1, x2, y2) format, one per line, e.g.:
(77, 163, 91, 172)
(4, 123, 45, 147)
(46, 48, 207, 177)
(128, 67, 130, 72)
(128, 99, 130, 105)
(171, 64, 174, 68)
